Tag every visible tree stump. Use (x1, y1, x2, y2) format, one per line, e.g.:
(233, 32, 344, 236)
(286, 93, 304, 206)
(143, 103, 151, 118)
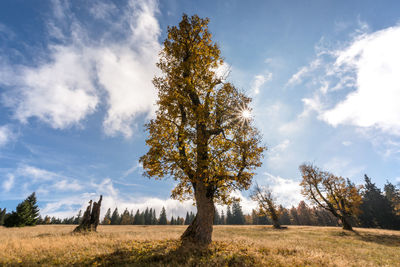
(73, 195, 102, 233)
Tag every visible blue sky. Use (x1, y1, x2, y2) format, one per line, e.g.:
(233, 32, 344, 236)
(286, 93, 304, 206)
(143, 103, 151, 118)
(1, 0, 400, 218)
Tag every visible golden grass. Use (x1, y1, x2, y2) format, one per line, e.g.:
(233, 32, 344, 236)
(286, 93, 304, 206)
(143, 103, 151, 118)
(1, 225, 399, 266)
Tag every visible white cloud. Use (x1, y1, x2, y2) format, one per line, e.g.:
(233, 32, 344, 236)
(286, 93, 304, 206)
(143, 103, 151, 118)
(251, 72, 272, 94)
(2, 46, 98, 129)
(53, 179, 83, 191)
(17, 165, 60, 182)
(257, 172, 303, 207)
(0, 0, 161, 137)
(321, 26, 400, 135)
(2, 174, 15, 192)
(0, 125, 14, 147)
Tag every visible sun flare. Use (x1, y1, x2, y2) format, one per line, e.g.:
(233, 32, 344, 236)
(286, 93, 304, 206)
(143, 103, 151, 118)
(241, 109, 251, 119)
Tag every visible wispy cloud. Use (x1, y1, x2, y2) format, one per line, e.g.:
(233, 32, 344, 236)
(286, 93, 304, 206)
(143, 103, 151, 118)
(251, 72, 272, 95)
(0, 125, 15, 147)
(2, 174, 15, 192)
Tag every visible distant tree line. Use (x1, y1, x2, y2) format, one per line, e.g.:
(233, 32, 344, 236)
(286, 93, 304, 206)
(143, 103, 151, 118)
(1, 176, 399, 230)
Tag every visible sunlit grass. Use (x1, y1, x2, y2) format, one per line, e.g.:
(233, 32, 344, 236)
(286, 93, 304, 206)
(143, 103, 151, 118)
(1, 225, 399, 266)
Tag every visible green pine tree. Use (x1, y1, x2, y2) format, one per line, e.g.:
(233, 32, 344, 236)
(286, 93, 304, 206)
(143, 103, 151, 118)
(110, 208, 120, 225)
(25, 192, 40, 226)
(159, 207, 167, 225)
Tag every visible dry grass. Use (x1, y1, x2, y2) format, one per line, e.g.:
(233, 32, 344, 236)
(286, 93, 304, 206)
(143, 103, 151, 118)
(1, 225, 399, 266)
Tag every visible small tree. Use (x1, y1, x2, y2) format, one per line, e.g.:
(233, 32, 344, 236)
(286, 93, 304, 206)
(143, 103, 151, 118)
(139, 14, 264, 246)
(251, 184, 281, 229)
(25, 192, 39, 226)
(299, 164, 362, 231)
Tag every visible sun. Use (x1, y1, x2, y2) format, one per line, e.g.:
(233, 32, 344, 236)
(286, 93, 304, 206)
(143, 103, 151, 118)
(241, 109, 251, 120)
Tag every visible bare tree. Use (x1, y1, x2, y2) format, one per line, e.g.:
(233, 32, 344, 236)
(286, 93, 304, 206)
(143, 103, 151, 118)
(251, 184, 281, 229)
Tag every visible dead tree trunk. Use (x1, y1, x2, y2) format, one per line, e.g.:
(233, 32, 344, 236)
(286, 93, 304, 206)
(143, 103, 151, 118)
(73, 195, 102, 233)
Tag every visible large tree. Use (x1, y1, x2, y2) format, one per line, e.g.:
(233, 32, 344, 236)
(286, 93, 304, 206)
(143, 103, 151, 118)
(299, 164, 362, 231)
(140, 14, 264, 246)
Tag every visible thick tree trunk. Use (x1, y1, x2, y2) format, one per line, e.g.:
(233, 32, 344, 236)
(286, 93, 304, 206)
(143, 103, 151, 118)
(341, 215, 353, 231)
(181, 183, 214, 246)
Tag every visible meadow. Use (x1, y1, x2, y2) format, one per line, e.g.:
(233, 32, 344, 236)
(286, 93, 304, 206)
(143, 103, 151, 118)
(1, 225, 399, 266)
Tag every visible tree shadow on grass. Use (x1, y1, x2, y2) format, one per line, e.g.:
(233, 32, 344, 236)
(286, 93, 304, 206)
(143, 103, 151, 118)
(357, 232, 400, 247)
(88, 240, 258, 267)
(333, 230, 400, 247)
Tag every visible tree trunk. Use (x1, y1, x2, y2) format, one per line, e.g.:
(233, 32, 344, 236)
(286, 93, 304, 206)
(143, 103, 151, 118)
(74, 195, 102, 233)
(341, 215, 353, 231)
(181, 183, 214, 246)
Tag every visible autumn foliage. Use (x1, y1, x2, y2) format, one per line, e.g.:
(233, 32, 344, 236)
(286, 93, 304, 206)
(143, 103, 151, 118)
(140, 14, 264, 245)
(299, 164, 362, 230)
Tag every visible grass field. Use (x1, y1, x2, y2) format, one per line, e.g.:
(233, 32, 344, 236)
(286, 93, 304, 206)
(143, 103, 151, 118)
(1, 225, 400, 266)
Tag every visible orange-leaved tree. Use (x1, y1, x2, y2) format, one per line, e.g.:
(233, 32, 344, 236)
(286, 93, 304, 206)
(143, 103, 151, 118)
(140, 14, 265, 246)
(299, 164, 362, 230)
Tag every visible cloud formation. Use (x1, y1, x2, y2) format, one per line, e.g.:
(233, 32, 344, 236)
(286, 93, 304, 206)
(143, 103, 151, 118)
(321, 26, 400, 135)
(290, 25, 400, 137)
(257, 172, 303, 207)
(0, 0, 161, 137)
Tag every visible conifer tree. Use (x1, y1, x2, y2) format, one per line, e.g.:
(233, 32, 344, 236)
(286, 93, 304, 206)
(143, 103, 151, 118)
(152, 209, 157, 225)
(0, 208, 6, 226)
(120, 209, 131, 225)
(4, 192, 40, 227)
(102, 208, 112, 225)
(359, 175, 399, 229)
(25, 192, 39, 226)
(384, 181, 400, 216)
(213, 209, 221, 225)
(159, 207, 167, 225)
(74, 210, 82, 224)
(226, 206, 233, 225)
(184, 212, 190, 225)
(220, 210, 225, 225)
(110, 208, 120, 225)
(144, 208, 150, 225)
(231, 202, 245, 225)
